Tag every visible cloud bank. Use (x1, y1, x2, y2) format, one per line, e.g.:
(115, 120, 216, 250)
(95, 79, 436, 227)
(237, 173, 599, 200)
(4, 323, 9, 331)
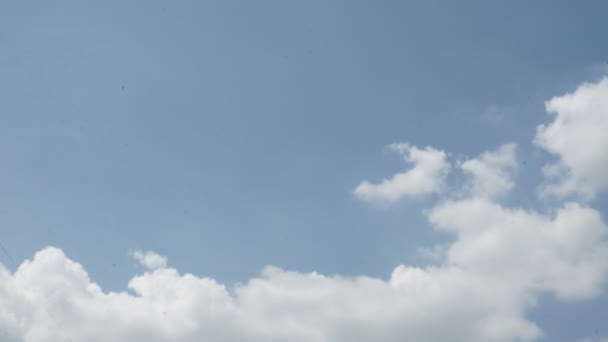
(1, 78, 608, 341)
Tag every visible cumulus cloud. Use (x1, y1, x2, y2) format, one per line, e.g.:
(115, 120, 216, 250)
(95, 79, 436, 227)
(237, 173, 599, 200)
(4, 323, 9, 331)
(535, 77, 608, 200)
(429, 198, 608, 300)
(460, 143, 518, 199)
(353, 143, 450, 203)
(3, 197, 607, 342)
(1, 78, 608, 341)
(130, 250, 168, 270)
(0, 247, 543, 342)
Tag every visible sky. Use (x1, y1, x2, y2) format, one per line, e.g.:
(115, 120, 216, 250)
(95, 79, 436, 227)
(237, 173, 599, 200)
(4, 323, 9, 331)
(1, 1, 608, 341)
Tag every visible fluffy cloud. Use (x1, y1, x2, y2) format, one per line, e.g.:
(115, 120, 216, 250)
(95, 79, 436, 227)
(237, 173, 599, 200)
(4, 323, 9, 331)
(1, 78, 608, 341)
(0, 247, 542, 342)
(130, 250, 168, 270)
(535, 77, 608, 200)
(460, 143, 518, 199)
(3, 196, 606, 342)
(353, 143, 450, 203)
(429, 198, 608, 300)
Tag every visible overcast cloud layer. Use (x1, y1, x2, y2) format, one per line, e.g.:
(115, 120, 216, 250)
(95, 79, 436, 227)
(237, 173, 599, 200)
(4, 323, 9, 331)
(1, 78, 608, 341)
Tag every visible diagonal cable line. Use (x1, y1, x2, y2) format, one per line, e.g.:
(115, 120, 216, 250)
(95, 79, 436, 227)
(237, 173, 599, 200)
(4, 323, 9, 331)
(0, 240, 17, 269)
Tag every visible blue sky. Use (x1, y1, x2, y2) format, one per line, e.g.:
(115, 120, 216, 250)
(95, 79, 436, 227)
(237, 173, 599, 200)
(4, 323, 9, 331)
(1, 1, 608, 341)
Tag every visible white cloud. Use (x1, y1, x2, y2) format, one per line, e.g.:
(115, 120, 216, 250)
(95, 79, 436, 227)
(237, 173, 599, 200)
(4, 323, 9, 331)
(130, 250, 168, 270)
(0, 247, 543, 342)
(0, 193, 606, 342)
(353, 143, 450, 203)
(428, 198, 608, 300)
(535, 77, 608, 200)
(460, 143, 518, 199)
(1, 78, 608, 341)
